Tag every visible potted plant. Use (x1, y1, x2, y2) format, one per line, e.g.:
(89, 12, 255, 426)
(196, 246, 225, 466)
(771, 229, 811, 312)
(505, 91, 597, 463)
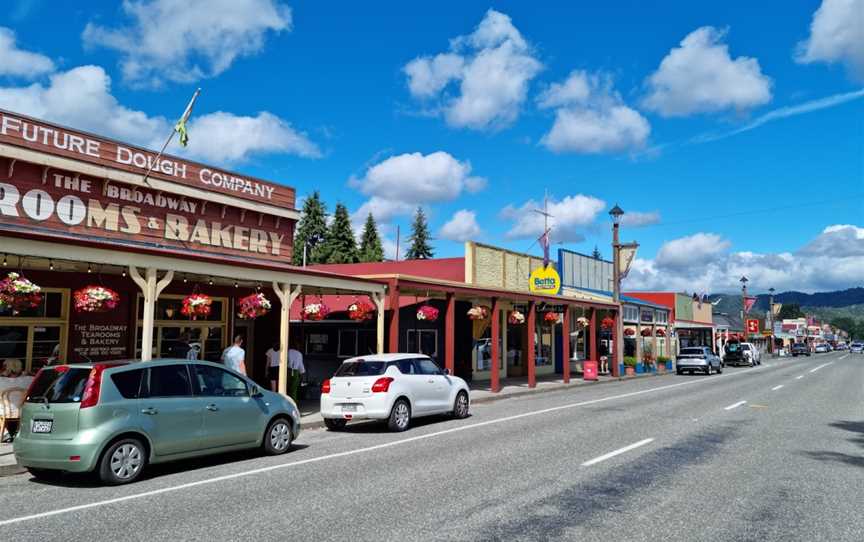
(543, 312, 560, 324)
(576, 316, 589, 329)
(623, 356, 638, 376)
(467, 305, 490, 320)
(508, 309, 525, 325)
(624, 328, 635, 337)
(657, 356, 671, 373)
(347, 301, 374, 321)
(601, 316, 614, 329)
(302, 302, 329, 321)
(182, 294, 212, 320)
(416, 305, 439, 322)
(237, 292, 271, 320)
(73, 285, 120, 313)
(0, 272, 42, 315)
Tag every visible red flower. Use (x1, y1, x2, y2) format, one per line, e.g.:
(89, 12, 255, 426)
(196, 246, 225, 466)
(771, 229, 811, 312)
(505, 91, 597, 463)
(417, 305, 439, 322)
(601, 316, 615, 329)
(73, 285, 120, 313)
(624, 328, 636, 336)
(182, 294, 212, 320)
(641, 328, 653, 337)
(348, 302, 374, 321)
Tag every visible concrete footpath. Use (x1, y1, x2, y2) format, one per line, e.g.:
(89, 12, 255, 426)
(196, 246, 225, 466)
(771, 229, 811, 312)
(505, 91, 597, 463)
(0, 370, 665, 475)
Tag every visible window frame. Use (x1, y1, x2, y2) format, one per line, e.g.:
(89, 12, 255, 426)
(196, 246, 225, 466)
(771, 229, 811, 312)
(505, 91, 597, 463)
(405, 329, 438, 357)
(0, 288, 69, 374)
(190, 363, 249, 397)
(134, 294, 229, 362)
(144, 363, 194, 398)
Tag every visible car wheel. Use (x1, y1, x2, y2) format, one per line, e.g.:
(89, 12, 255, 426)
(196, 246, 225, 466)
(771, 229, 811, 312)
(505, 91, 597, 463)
(263, 418, 293, 455)
(716, 363, 723, 374)
(452, 391, 470, 419)
(387, 398, 411, 432)
(705, 365, 712, 375)
(26, 467, 64, 482)
(98, 438, 146, 485)
(676, 369, 683, 375)
(324, 418, 348, 431)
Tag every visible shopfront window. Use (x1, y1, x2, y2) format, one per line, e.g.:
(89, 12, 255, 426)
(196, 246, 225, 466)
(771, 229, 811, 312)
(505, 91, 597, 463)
(407, 329, 438, 358)
(640, 309, 654, 324)
(534, 321, 553, 366)
(339, 329, 376, 358)
(655, 310, 668, 324)
(0, 289, 68, 373)
(623, 305, 639, 322)
(135, 295, 227, 362)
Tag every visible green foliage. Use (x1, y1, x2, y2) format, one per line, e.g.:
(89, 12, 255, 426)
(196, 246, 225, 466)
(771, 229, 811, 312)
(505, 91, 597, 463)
(292, 191, 329, 265)
(405, 207, 434, 260)
(359, 213, 385, 262)
(777, 303, 806, 320)
(623, 356, 638, 367)
(592, 245, 602, 260)
(657, 356, 670, 363)
(323, 203, 359, 264)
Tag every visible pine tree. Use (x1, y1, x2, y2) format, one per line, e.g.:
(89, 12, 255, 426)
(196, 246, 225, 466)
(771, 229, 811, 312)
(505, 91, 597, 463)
(323, 203, 360, 264)
(405, 207, 434, 260)
(592, 245, 602, 260)
(292, 191, 329, 265)
(359, 212, 385, 262)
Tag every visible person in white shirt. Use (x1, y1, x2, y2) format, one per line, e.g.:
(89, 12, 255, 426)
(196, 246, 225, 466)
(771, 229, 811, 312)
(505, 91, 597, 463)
(1, 359, 32, 442)
(287, 337, 305, 402)
(265, 342, 281, 392)
(221, 335, 246, 375)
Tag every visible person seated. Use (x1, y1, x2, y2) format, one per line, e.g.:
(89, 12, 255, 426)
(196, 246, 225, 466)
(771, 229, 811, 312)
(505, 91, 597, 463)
(1, 359, 33, 442)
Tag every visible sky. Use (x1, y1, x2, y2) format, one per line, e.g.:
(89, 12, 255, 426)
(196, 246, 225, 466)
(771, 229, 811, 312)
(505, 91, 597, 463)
(0, 0, 862, 294)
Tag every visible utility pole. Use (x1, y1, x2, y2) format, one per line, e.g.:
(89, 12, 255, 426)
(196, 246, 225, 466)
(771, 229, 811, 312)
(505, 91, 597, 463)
(609, 204, 624, 377)
(768, 287, 775, 354)
(740, 276, 749, 342)
(532, 191, 553, 267)
(395, 224, 400, 262)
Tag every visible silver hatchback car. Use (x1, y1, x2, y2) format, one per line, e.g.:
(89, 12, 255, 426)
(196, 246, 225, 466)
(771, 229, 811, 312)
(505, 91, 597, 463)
(676, 347, 723, 375)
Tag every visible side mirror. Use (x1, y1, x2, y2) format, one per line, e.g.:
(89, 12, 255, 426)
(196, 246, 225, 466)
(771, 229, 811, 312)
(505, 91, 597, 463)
(442, 368, 450, 375)
(250, 385, 264, 398)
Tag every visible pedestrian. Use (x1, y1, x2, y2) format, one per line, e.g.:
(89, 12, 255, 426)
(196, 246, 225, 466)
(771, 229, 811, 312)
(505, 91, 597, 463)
(221, 334, 246, 375)
(287, 336, 305, 403)
(266, 341, 281, 392)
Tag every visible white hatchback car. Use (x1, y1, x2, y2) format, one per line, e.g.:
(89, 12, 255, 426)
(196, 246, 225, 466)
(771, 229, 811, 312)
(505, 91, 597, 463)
(320, 353, 471, 432)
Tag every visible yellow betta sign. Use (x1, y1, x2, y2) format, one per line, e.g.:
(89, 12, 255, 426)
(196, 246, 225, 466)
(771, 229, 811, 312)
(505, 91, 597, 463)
(529, 265, 561, 295)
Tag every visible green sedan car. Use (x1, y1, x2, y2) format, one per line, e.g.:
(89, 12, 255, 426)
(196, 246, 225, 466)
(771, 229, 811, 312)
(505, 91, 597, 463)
(14, 359, 300, 485)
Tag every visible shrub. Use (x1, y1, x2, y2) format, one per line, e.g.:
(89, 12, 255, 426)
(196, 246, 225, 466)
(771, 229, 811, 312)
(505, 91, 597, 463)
(623, 356, 638, 367)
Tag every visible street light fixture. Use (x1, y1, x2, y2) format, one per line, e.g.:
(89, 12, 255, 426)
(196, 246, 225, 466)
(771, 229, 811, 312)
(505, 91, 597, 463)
(610, 204, 625, 377)
(609, 204, 624, 226)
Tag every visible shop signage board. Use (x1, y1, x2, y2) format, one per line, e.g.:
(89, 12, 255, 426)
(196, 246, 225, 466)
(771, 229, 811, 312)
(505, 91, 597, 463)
(746, 319, 760, 333)
(0, 109, 295, 208)
(0, 159, 293, 263)
(529, 265, 561, 295)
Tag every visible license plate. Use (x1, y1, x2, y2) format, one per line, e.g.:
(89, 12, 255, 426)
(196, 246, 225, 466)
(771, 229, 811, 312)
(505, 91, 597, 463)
(342, 404, 357, 412)
(32, 420, 53, 433)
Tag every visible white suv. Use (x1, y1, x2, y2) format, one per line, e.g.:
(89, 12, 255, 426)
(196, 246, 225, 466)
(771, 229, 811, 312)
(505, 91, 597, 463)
(741, 342, 761, 366)
(320, 353, 471, 432)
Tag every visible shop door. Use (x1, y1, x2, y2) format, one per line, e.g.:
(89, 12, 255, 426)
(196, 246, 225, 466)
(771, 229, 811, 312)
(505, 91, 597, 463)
(233, 320, 255, 379)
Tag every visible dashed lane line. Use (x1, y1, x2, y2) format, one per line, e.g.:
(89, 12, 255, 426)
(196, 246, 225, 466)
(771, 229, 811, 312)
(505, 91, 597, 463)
(771, 385, 784, 391)
(724, 400, 747, 411)
(581, 438, 655, 467)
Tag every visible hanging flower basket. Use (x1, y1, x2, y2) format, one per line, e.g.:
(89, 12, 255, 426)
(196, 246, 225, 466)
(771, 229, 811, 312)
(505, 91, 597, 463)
(576, 316, 590, 329)
(73, 285, 119, 313)
(641, 328, 653, 337)
(624, 328, 636, 337)
(508, 310, 525, 325)
(656, 328, 666, 337)
(467, 305, 490, 321)
(416, 305, 439, 322)
(601, 316, 615, 329)
(303, 302, 329, 321)
(543, 312, 560, 324)
(181, 294, 212, 320)
(0, 272, 42, 315)
(237, 293, 271, 320)
(347, 301, 374, 321)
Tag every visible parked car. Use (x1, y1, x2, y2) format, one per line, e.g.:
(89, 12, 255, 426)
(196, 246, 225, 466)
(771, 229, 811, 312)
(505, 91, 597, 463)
(14, 359, 299, 485)
(791, 343, 811, 357)
(320, 353, 470, 432)
(835, 343, 847, 351)
(850, 342, 864, 354)
(676, 347, 723, 375)
(814, 343, 830, 354)
(740, 342, 762, 365)
(723, 342, 750, 367)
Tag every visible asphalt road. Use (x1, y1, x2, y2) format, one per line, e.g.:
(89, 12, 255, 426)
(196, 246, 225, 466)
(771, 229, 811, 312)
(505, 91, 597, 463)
(0, 351, 861, 541)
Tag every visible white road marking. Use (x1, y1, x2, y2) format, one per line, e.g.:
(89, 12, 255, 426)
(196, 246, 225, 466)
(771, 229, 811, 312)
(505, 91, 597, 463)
(839, 354, 849, 360)
(809, 362, 833, 373)
(724, 400, 747, 411)
(0, 357, 803, 527)
(796, 375, 804, 380)
(771, 385, 784, 391)
(581, 438, 655, 467)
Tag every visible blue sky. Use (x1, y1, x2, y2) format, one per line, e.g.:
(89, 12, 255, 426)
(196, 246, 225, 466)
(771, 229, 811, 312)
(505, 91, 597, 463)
(1, 1, 862, 293)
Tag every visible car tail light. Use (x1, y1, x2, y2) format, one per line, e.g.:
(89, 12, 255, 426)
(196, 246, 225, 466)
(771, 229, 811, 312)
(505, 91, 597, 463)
(371, 377, 394, 393)
(80, 364, 109, 409)
(321, 379, 331, 394)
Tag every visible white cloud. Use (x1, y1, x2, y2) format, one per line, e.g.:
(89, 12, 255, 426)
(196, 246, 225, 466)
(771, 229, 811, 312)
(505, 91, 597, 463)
(82, 0, 292, 86)
(621, 211, 661, 228)
(642, 26, 772, 117)
(0, 27, 54, 78)
(625, 225, 864, 294)
(655, 232, 731, 270)
(501, 194, 606, 242)
(0, 65, 320, 165)
(439, 209, 482, 241)
(350, 151, 485, 224)
(796, 0, 864, 80)
(538, 71, 650, 154)
(403, 9, 542, 131)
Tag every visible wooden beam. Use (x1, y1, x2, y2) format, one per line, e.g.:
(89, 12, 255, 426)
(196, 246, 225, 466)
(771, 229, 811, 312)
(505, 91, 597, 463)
(527, 301, 536, 388)
(445, 292, 455, 375)
(562, 306, 570, 383)
(490, 297, 500, 392)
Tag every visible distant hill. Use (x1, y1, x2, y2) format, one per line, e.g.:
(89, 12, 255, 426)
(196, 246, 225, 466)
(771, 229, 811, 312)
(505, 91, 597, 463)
(767, 287, 864, 308)
(709, 288, 864, 323)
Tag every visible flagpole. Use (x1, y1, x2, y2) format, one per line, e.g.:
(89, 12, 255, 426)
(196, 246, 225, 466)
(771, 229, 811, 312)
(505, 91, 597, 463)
(141, 88, 201, 186)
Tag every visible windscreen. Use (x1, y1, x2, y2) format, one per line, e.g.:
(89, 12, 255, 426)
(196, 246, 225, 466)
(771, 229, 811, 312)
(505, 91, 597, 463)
(334, 360, 387, 377)
(680, 348, 706, 356)
(26, 367, 91, 403)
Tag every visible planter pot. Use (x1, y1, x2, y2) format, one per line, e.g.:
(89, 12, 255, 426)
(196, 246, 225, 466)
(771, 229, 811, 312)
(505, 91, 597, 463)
(635, 363, 645, 374)
(624, 366, 636, 376)
(656, 364, 666, 374)
(665, 361, 673, 371)
(618, 363, 625, 376)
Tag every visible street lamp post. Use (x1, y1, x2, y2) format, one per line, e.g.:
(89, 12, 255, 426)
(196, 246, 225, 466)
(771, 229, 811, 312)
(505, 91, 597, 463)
(740, 276, 749, 342)
(610, 204, 624, 378)
(768, 287, 775, 354)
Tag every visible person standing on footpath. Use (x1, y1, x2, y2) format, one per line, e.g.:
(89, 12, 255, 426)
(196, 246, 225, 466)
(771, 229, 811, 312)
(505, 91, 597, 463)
(287, 337, 305, 403)
(265, 341, 281, 392)
(222, 334, 246, 375)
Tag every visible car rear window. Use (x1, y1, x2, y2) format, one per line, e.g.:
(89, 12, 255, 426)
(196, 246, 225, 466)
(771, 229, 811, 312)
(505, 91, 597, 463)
(111, 369, 145, 399)
(680, 348, 706, 356)
(725, 343, 741, 352)
(26, 367, 91, 403)
(334, 360, 387, 376)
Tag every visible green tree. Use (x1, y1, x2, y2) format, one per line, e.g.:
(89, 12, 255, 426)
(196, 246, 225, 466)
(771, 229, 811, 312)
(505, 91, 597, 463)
(323, 203, 359, 263)
(359, 212, 385, 262)
(292, 191, 329, 265)
(405, 206, 434, 260)
(592, 245, 602, 260)
(777, 303, 806, 320)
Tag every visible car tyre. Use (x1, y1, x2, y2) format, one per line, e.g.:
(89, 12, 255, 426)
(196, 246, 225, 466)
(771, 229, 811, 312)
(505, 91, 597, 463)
(324, 418, 348, 431)
(705, 365, 712, 375)
(387, 398, 411, 432)
(676, 369, 683, 375)
(263, 418, 293, 455)
(452, 391, 470, 419)
(26, 467, 64, 482)
(716, 363, 723, 374)
(98, 438, 146, 485)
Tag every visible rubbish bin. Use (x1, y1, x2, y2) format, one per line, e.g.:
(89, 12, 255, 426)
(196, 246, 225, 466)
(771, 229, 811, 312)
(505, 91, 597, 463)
(583, 360, 598, 381)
